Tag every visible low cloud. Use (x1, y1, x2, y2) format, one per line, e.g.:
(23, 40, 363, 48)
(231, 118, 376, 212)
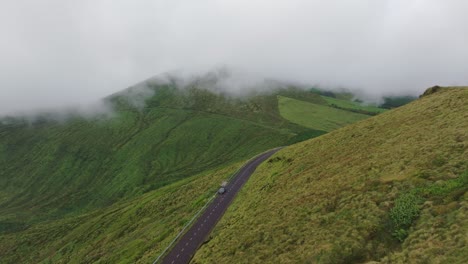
(0, 100, 115, 125)
(1, 0, 467, 115)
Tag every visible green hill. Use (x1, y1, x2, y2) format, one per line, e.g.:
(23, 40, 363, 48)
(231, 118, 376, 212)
(193, 87, 468, 263)
(0, 84, 320, 222)
(0, 78, 384, 263)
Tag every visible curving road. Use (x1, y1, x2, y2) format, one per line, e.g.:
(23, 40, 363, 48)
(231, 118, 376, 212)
(161, 148, 282, 264)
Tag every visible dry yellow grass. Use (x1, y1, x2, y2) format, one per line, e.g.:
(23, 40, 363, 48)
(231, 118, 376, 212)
(193, 87, 468, 263)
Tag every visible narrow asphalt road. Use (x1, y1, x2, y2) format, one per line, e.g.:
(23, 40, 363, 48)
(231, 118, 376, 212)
(161, 148, 282, 264)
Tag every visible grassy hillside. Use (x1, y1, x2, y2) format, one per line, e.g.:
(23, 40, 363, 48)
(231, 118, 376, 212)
(193, 87, 468, 263)
(278, 95, 371, 132)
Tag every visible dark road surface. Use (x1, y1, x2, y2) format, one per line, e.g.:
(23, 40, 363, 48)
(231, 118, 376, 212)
(161, 148, 282, 264)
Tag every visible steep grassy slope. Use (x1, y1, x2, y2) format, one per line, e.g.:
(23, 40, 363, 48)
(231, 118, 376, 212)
(193, 87, 468, 263)
(278, 95, 371, 131)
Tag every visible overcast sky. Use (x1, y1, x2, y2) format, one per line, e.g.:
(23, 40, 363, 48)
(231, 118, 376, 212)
(1, 0, 467, 114)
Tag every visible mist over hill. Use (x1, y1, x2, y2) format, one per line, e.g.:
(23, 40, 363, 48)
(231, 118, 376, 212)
(0, 67, 416, 123)
(2, 1, 468, 115)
